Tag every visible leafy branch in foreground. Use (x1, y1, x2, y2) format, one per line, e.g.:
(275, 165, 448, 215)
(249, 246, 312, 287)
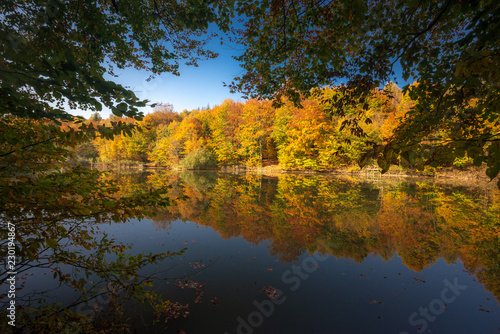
(1, 0, 234, 120)
(0, 117, 193, 332)
(233, 0, 500, 185)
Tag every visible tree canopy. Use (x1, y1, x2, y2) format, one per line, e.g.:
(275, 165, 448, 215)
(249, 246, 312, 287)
(232, 0, 500, 185)
(1, 0, 234, 120)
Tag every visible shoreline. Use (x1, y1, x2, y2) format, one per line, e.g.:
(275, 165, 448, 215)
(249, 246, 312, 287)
(218, 164, 489, 181)
(84, 161, 491, 182)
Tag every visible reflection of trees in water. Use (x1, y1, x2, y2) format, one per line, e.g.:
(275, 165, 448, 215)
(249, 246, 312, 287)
(143, 171, 500, 302)
(0, 166, 186, 332)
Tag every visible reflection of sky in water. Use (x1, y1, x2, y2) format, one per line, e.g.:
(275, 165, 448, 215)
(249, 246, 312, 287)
(10, 172, 500, 333)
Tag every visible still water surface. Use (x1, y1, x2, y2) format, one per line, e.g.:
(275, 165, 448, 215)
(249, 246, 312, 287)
(104, 171, 500, 334)
(15, 171, 500, 333)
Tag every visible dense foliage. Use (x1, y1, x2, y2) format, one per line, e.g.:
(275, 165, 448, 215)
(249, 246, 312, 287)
(1, 0, 233, 120)
(231, 0, 500, 184)
(78, 83, 498, 175)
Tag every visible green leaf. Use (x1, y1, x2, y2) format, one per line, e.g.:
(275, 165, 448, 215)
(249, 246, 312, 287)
(377, 156, 390, 173)
(117, 102, 128, 112)
(46, 239, 58, 249)
(486, 162, 500, 181)
(111, 107, 123, 117)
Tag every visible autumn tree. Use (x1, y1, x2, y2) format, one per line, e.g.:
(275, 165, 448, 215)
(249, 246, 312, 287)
(233, 0, 500, 185)
(149, 121, 182, 166)
(142, 104, 182, 147)
(205, 100, 244, 165)
(272, 99, 335, 169)
(238, 99, 276, 166)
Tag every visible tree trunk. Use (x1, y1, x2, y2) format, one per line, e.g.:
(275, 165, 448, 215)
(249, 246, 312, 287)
(259, 136, 263, 167)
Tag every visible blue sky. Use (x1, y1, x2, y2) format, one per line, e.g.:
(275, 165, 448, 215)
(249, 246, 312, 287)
(111, 45, 245, 113)
(71, 26, 246, 120)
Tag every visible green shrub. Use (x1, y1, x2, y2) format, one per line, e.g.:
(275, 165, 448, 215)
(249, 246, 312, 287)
(180, 148, 217, 169)
(453, 155, 473, 168)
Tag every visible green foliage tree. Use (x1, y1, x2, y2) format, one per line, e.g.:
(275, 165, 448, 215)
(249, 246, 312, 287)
(232, 0, 500, 186)
(0, 117, 184, 331)
(180, 147, 217, 169)
(1, 0, 233, 120)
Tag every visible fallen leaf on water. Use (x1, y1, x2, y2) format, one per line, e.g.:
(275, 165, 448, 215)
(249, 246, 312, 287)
(194, 294, 203, 304)
(191, 262, 205, 269)
(262, 286, 279, 299)
(176, 280, 206, 289)
(368, 299, 383, 305)
(413, 277, 426, 283)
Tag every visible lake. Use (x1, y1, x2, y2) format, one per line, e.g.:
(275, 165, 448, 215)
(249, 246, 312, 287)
(8, 170, 500, 333)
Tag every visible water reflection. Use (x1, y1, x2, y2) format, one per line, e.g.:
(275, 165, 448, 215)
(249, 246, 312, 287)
(110, 170, 500, 305)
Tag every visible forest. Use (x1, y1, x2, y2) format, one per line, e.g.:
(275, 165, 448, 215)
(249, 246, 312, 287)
(72, 82, 495, 174)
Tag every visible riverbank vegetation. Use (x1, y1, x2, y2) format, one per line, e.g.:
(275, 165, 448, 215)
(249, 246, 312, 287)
(73, 82, 498, 179)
